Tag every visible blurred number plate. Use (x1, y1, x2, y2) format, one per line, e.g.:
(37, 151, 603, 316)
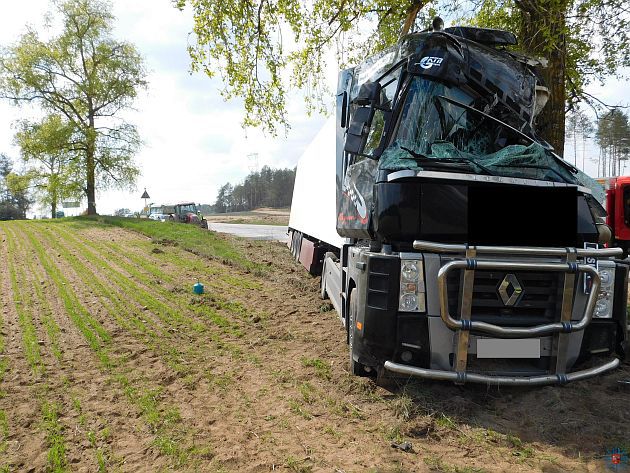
(477, 338, 540, 359)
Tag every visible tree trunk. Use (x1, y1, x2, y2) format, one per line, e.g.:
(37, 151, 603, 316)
(400, 1, 425, 37)
(519, 2, 568, 156)
(51, 171, 58, 218)
(86, 120, 97, 215)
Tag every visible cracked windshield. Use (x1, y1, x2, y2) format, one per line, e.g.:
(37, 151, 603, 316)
(380, 77, 584, 185)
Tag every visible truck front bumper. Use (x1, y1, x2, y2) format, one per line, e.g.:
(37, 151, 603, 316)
(384, 357, 620, 386)
(383, 240, 626, 386)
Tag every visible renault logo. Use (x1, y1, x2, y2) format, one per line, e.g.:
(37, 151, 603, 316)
(498, 274, 523, 306)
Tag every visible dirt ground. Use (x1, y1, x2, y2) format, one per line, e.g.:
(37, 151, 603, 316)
(0, 219, 628, 472)
(204, 207, 290, 226)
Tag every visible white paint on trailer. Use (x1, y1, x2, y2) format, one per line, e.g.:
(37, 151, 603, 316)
(288, 117, 345, 249)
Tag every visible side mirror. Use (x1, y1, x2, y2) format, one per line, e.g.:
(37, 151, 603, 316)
(337, 91, 348, 128)
(344, 106, 374, 155)
(353, 81, 382, 106)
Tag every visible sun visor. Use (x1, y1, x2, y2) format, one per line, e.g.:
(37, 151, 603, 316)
(406, 34, 467, 85)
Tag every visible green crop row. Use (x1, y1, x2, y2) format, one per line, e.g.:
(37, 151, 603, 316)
(45, 223, 247, 337)
(72, 216, 263, 273)
(4, 226, 44, 375)
(16, 222, 209, 468)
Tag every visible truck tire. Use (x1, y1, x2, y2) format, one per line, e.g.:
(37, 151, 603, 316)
(349, 288, 369, 377)
(320, 262, 327, 300)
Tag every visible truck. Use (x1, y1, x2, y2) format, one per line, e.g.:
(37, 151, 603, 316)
(288, 21, 628, 386)
(595, 176, 630, 257)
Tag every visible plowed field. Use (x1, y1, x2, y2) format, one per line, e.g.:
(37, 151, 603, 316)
(0, 218, 627, 472)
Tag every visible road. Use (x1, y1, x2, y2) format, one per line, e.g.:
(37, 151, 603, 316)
(207, 222, 289, 242)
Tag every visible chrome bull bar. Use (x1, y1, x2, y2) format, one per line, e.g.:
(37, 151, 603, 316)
(437, 259, 600, 338)
(381, 241, 623, 386)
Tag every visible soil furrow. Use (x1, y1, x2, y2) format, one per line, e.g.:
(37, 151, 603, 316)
(17, 222, 226, 470)
(32, 223, 167, 339)
(2, 217, 623, 472)
(10, 222, 177, 471)
(40, 223, 205, 335)
(0, 225, 48, 470)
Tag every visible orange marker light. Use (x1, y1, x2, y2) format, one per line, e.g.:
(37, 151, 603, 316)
(356, 322, 363, 330)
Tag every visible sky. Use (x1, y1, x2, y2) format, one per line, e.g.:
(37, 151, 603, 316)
(0, 0, 330, 216)
(0, 1, 628, 216)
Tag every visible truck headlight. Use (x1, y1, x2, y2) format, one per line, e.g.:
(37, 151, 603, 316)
(594, 262, 615, 319)
(399, 257, 425, 312)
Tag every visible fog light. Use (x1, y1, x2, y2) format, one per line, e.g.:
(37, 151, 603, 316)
(401, 351, 413, 362)
(400, 293, 418, 311)
(599, 270, 612, 285)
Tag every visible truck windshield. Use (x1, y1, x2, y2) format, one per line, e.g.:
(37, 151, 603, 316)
(380, 76, 583, 185)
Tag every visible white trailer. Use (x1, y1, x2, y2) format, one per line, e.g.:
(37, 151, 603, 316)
(288, 117, 345, 274)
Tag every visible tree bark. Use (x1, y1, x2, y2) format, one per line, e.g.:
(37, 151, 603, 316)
(519, 2, 568, 156)
(86, 118, 97, 215)
(51, 200, 56, 219)
(400, 1, 425, 37)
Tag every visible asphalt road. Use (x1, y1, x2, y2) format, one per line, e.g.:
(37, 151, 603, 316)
(207, 222, 289, 242)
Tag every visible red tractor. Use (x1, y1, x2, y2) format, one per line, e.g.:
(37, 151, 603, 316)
(164, 202, 208, 229)
(599, 176, 630, 257)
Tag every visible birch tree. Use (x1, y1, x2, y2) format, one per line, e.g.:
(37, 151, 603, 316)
(0, 0, 147, 215)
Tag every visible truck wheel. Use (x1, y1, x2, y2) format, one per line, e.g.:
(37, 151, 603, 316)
(349, 288, 370, 377)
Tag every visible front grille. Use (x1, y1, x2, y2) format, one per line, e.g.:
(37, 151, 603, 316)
(367, 257, 397, 310)
(447, 270, 565, 326)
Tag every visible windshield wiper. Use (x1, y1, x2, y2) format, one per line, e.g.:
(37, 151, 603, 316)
(400, 146, 496, 176)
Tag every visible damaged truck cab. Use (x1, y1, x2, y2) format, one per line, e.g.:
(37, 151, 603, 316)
(290, 24, 628, 385)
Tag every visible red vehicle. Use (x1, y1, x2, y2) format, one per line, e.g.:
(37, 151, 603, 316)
(599, 177, 630, 257)
(163, 202, 208, 229)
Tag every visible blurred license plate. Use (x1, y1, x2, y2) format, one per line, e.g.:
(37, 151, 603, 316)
(476, 338, 540, 359)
